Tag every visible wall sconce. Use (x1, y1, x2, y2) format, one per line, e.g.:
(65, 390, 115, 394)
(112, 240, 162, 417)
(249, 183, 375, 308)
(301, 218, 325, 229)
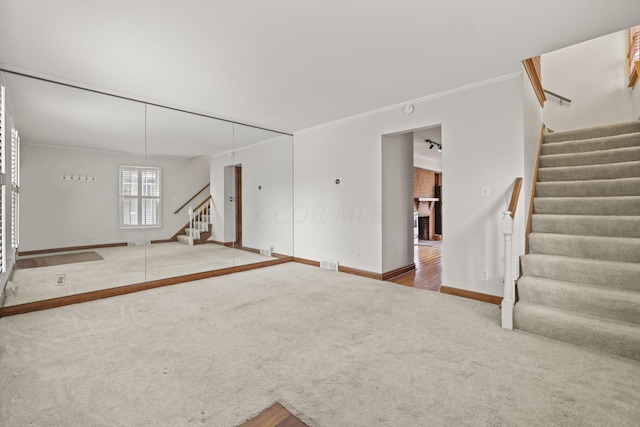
(425, 139, 442, 152)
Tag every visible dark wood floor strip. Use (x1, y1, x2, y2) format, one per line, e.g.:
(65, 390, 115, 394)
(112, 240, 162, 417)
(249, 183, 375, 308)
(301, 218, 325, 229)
(240, 402, 308, 427)
(16, 251, 103, 269)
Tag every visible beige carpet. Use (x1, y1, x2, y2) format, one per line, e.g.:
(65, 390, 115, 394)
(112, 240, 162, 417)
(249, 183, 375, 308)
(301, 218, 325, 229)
(517, 121, 640, 360)
(1, 263, 638, 426)
(5, 242, 274, 306)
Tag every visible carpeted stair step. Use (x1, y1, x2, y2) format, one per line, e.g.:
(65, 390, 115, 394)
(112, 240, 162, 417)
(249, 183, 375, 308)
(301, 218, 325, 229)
(177, 235, 191, 245)
(536, 177, 640, 198)
(520, 254, 640, 292)
(184, 228, 200, 237)
(541, 132, 640, 155)
(539, 145, 640, 168)
(543, 121, 640, 143)
(534, 196, 640, 215)
(531, 214, 640, 238)
(538, 160, 640, 182)
(528, 233, 640, 263)
(514, 302, 640, 360)
(517, 276, 640, 324)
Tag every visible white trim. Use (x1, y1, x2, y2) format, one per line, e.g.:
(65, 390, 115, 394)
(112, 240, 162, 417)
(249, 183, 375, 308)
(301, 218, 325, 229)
(1, 185, 5, 273)
(0, 84, 5, 175)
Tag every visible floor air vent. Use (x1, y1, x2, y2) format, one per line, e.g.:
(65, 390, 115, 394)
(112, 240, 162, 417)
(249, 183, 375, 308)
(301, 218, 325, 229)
(260, 248, 272, 257)
(320, 259, 339, 271)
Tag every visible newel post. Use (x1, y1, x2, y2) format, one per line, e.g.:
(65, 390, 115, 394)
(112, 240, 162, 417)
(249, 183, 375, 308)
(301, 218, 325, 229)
(188, 207, 194, 246)
(501, 211, 514, 330)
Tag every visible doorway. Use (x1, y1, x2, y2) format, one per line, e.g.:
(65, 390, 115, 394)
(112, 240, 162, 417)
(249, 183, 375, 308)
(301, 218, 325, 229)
(386, 125, 443, 291)
(235, 165, 242, 248)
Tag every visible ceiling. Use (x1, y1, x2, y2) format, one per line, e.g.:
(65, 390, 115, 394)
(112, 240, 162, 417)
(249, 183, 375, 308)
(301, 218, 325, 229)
(414, 127, 442, 164)
(1, 1, 639, 133)
(2, 71, 285, 158)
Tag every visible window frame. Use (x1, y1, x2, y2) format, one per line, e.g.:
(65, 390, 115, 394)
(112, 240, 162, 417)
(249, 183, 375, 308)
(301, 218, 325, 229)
(628, 25, 640, 88)
(118, 165, 162, 229)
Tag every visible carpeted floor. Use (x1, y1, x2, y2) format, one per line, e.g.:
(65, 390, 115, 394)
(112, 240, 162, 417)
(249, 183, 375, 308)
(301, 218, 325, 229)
(5, 242, 274, 306)
(1, 263, 638, 426)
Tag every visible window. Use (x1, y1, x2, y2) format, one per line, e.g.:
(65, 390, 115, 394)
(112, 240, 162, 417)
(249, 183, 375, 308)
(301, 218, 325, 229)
(10, 129, 19, 249)
(628, 25, 640, 88)
(119, 166, 162, 228)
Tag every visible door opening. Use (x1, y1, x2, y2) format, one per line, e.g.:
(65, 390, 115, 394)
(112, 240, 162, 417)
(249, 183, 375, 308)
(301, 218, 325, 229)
(387, 125, 443, 291)
(235, 165, 242, 248)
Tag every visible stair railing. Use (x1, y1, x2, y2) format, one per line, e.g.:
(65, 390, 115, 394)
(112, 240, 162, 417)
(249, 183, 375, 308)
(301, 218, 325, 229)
(186, 196, 213, 246)
(502, 177, 522, 330)
(174, 183, 210, 214)
(188, 207, 194, 246)
(543, 89, 572, 105)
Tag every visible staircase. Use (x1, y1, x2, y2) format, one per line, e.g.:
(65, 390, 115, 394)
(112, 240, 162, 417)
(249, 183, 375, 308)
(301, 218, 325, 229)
(175, 196, 213, 245)
(515, 121, 640, 361)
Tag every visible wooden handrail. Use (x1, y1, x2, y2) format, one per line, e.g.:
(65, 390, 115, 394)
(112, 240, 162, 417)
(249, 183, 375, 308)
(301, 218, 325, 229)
(193, 194, 213, 211)
(507, 177, 523, 218)
(522, 57, 546, 107)
(174, 183, 210, 214)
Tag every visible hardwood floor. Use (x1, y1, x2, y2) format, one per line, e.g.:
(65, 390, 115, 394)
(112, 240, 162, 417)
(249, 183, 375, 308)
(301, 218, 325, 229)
(390, 243, 442, 291)
(240, 402, 307, 427)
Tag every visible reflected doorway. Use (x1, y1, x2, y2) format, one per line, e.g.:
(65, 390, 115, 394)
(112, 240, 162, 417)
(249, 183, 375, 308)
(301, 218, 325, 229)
(235, 165, 243, 248)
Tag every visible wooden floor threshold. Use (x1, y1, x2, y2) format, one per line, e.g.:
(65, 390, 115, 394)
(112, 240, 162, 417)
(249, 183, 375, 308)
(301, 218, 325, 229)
(0, 257, 293, 318)
(240, 402, 308, 427)
(440, 285, 502, 305)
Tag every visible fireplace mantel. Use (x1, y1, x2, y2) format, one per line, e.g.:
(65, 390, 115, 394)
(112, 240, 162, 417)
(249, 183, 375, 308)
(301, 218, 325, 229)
(414, 197, 439, 211)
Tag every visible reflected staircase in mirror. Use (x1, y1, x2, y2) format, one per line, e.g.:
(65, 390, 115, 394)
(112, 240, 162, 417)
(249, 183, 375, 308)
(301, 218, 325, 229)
(516, 121, 640, 360)
(173, 196, 213, 245)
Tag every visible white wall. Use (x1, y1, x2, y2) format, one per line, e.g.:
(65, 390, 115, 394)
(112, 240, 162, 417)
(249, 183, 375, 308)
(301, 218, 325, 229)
(209, 135, 294, 256)
(542, 31, 634, 131)
(20, 144, 210, 251)
(294, 74, 526, 296)
(414, 156, 442, 172)
(381, 133, 414, 273)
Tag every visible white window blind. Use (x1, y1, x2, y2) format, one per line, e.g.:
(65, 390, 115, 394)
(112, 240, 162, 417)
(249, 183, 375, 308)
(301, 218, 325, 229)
(11, 129, 19, 248)
(119, 166, 161, 228)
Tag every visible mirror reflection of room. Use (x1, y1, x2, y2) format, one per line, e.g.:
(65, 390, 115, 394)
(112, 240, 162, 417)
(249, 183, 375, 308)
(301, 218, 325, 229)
(0, 71, 293, 309)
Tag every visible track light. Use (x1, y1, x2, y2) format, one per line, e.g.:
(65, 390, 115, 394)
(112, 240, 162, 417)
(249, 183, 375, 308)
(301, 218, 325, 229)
(425, 139, 442, 152)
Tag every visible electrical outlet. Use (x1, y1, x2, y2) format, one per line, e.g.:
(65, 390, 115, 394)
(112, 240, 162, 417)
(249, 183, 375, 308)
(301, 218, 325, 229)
(481, 271, 489, 280)
(55, 274, 66, 286)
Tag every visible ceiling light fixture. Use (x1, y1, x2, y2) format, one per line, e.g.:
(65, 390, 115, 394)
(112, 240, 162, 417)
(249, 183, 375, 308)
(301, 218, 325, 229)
(425, 139, 442, 152)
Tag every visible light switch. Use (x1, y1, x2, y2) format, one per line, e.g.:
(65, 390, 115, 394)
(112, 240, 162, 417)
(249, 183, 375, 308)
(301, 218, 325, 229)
(481, 186, 491, 198)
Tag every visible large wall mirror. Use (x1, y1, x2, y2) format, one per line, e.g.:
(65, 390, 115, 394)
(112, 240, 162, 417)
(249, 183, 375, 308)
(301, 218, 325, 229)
(1, 71, 293, 309)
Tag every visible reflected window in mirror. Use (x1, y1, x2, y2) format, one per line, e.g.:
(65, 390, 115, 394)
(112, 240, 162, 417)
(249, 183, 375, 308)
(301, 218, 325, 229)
(119, 166, 162, 228)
